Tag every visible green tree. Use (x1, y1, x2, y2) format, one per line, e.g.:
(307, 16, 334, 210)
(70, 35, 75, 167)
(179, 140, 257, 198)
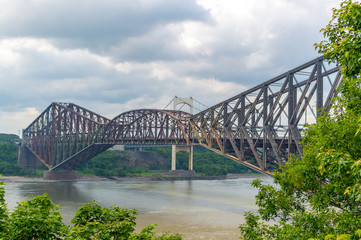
(315, 0, 361, 79)
(0, 180, 9, 239)
(7, 193, 68, 240)
(0, 133, 19, 143)
(67, 202, 137, 240)
(240, 1, 361, 239)
(0, 183, 182, 239)
(129, 224, 182, 240)
(67, 201, 182, 240)
(0, 142, 42, 176)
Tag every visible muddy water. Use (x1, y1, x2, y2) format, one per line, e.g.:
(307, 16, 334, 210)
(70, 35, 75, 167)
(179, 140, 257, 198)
(2, 176, 273, 240)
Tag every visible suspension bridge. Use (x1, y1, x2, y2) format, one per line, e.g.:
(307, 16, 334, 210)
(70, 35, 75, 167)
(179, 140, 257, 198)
(18, 56, 342, 178)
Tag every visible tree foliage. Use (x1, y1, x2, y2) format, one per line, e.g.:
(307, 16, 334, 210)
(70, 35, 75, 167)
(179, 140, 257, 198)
(0, 184, 182, 239)
(68, 202, 138, 239)
(76, 150, 130, 177)
(68, 201, 181, 239)
(0, 142, 42, 176)
(7, 193, 68, 240)
(0, 181, 9, 239)
(240, 1, 361, 239)
(315, 0, 361, 79)
(0, 133, 19, 143)
(146, 146, 250, 176)
(75, 146, 250, 177)
(0, 133, 250, 177)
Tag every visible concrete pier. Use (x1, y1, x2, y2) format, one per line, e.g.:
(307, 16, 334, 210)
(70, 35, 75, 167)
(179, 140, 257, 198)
(18, 145, 43, 168)
(43, 171, 78, 180)
(171, 145, 193, 171)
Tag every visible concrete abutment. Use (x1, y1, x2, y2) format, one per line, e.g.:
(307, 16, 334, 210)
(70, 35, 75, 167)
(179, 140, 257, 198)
(171, 145, 193, 171)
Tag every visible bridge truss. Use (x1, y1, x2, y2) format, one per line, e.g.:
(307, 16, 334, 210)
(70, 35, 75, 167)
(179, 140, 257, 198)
(100, 109, 192, 145)
(21, 105, 192, 170)
(21, 102, 113, 170)
(189, 56, 342, 175)
(20, 56, 342, 175)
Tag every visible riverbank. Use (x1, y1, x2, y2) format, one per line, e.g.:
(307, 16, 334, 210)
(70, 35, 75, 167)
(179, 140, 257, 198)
(0, 173, 262, 182)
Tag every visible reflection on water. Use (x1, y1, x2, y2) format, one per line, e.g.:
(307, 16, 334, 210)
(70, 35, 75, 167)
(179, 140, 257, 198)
(2, 176, 273, 239)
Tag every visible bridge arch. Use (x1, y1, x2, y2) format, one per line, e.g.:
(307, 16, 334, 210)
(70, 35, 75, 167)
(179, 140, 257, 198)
(100, 109, 192, 145)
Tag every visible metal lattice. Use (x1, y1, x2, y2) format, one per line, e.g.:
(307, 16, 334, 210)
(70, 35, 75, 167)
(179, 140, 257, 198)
(100, 109, 192, 145)
(22, 102, 112, 170)
(189, 56, 342, 175)
(21, 56, 342, 175)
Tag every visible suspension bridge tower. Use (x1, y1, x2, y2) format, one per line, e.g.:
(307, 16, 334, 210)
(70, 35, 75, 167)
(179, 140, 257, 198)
(170, 97, 194, 172)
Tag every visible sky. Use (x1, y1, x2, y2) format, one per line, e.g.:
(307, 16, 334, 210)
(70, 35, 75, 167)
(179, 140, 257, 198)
(0, 0, 341, 135)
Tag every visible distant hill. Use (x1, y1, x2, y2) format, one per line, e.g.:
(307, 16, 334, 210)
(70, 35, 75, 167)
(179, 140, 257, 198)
(76, 146, 252, 177)
(0, 133, 252, 177)
(0, 133, 20, 143)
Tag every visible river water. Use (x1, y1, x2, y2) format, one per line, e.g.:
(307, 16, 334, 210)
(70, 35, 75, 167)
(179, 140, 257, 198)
(1, 176, 273, 240)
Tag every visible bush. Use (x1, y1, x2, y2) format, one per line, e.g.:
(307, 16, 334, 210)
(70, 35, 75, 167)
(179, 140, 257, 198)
(8, 193, 67, 240)
(0, 182, 182, 239)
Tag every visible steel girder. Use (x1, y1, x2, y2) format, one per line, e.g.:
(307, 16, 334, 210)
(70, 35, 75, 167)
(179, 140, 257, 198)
(22, 102, 113, 170)
(189, 56, 342, 175)
(100, 109, 192, 145)
(21, 56, 342, 175)
(22, 106, 192, 170)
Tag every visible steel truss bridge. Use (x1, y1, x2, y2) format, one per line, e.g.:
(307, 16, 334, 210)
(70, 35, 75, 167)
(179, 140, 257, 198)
(19, 56, 342, 175)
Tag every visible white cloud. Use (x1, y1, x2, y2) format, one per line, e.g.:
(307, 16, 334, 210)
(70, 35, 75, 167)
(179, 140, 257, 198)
(0, 0, 342, 134)
(0, 107, 40, 134)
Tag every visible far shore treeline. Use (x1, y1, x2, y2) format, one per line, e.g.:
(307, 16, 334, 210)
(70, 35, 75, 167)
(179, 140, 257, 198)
(0, 133, 251, 177)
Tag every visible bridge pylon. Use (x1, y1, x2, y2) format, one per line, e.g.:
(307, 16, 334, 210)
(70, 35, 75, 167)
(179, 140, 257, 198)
(172, 96, 194, 114)
(171, 97, 194, 172)
(171, 145, 194, 171)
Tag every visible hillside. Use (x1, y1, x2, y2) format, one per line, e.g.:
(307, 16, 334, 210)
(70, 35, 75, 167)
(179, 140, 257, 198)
(77, 146, 252, 177)
(0, 133, 19, 143)
(0, 133, 252, 177)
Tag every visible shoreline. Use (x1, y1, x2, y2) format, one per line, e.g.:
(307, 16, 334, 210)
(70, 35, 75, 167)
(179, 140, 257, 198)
(1, 174, 268, 240)
(0, 173, 264, 182)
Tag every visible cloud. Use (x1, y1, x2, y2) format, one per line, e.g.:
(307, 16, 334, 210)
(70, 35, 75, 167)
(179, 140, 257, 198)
(0, 0, 341, 134)
(0, 0, 210, 51)
(0, 107, 39, 134)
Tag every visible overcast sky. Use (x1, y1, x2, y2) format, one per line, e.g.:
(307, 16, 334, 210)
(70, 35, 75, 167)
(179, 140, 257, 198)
(0, 0, 341, 134)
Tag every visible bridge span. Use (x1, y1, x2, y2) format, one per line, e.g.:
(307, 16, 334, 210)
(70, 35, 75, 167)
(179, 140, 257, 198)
(18, 56, 342, 177)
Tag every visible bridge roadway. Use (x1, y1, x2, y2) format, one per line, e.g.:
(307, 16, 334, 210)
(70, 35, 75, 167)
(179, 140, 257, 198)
(19, 56, 342, 176)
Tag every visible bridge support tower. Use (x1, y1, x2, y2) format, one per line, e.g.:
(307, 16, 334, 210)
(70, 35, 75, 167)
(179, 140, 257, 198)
(173, 97, 194, 114)
(171, 145, 193, 170)
(43, 171, 78, 180)
(18, 145, 43, 168)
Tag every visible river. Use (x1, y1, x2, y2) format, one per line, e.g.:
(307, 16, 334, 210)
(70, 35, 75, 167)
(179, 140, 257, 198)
(1, 175, 273, 240)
